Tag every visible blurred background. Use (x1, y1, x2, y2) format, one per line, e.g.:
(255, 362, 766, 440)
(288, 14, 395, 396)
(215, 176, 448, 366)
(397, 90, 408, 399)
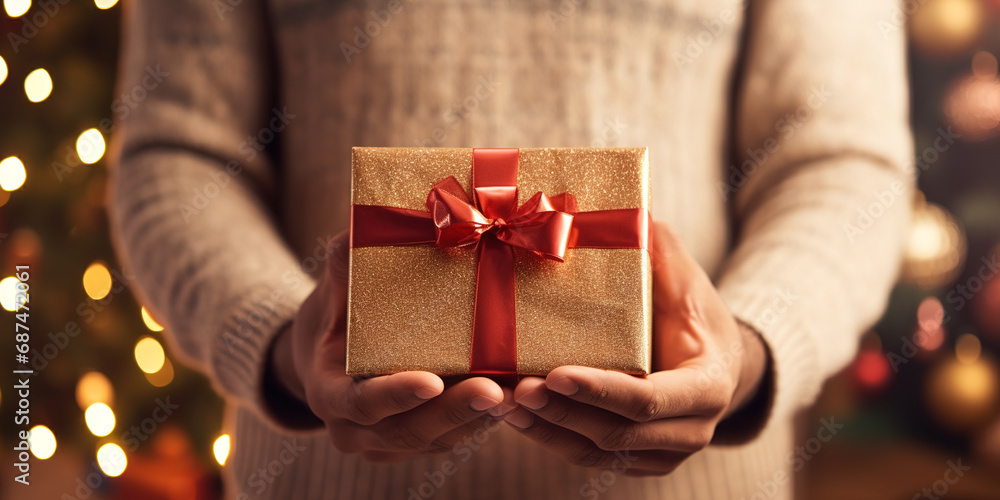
(0, 0, 999, 499)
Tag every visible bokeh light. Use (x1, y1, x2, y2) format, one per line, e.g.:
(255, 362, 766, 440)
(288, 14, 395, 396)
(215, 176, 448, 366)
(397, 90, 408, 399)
(213, 434, 230, 466)
(96, 443, 127, 477)
(141, 306, 164, 332)
(24, 68, 52, 103)
(926, 355, 1000, 431)
(76, 372, 114, 410)
(0, 55, 7, 86)
(956, 333, 983, 364)
(85, 403, 116, 437)
(909, 0, 984, 59)
(901, 199, 967, 289)
(0, 156, 27, 191)
(144, 357, 174, 387)
(4, 0, 30, 17)
(82, 262, 113, 300)
(134, 336, 166, 374)
(854, 350, 891, 391)
(972, 51, 998, 78)
(94, 0, 118, 9)
(28, 425, 56, 460)
(0, 276, 22, 311)
(76, 128, 106, 164)
(914, 297, 946, 351)
(943, 72, 1000, 141)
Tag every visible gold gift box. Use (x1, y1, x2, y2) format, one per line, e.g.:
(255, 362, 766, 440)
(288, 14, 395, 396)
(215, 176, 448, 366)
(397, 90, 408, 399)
(346, 147, 652, 376)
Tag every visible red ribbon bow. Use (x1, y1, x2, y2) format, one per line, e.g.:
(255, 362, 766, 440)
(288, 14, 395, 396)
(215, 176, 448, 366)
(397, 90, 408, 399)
(351, 148, 649, 374)
(427, 175, 576, 261)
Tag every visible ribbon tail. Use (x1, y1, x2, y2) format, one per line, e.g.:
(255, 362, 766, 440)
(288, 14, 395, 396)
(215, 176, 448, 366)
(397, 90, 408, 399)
(470, 233, 518, 374)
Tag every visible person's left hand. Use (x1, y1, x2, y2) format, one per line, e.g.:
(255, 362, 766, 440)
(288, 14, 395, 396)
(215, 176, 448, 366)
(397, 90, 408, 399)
(503, 221, 769, 476)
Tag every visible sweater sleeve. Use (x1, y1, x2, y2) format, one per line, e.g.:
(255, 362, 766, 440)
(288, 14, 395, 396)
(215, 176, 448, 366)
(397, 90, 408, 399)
(716, 0, 914, 424)
(108, 0, 315, 429)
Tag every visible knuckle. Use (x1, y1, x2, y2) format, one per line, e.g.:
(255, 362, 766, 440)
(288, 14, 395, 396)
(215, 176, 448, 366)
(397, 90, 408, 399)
(381, 422, 428, 450)
(345, 395, 380, 425)
(584, 373, 612, 406)
(597, 424, 639, 451)
(442, 403, 473, 428)
(568, 446, 612, 468)
(631, 390, 663, 422)
(546, 403, 574, 427)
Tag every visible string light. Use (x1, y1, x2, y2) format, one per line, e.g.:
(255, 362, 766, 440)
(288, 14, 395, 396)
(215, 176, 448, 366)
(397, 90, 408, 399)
(134, 337, 165, 374)
(0, 55, 7, 86)
(96, 443, 127, 477)
(82, 262, 113, 300)
(0, 276, 21, 311)
(84, 403, 116, 437)
(141, 306, 164, 332)
(94, 0, 118, 9)
(213, 435, 231, 466)
(28, 425, 56, 460)
(0, 156, 27, 191)
(75, 128, 106, 164)
(4, 0, 30, 17)
(76, 372, 114, 410)
(24, 68, 52, 103)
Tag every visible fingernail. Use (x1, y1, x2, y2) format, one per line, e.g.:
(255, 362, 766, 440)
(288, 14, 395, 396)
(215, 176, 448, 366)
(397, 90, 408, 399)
(504, 410, 533, 429)
(470, 395, 501, 411)
(547, 377, 578, 396)
(515, 391, 548, 410)
(414, 386, 439, 400)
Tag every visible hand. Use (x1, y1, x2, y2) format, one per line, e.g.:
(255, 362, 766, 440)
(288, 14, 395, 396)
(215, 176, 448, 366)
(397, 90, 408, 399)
(266, 231, 512, 463)
(503, 221, 769, 476)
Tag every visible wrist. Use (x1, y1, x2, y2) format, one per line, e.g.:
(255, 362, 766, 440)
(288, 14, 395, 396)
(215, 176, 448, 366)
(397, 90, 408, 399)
(728, 321, 768, 415)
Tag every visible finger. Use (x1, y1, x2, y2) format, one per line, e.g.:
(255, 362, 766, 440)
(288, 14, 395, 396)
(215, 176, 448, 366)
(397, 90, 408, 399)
(504, 408, 685, 473)
(515, 378, 713, 452)
(427, 413, 505, 453)
(544, 366, 728, 421)
(365, 377, 503, 451)
(318, 371, 444, 424)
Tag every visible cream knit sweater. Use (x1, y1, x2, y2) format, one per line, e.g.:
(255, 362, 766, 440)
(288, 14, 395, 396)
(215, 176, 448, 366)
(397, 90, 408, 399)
(109, 0, 913, 498)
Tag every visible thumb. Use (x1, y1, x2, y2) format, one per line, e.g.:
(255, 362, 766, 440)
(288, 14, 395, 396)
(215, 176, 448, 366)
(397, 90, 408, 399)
(649, 221, 708, 303)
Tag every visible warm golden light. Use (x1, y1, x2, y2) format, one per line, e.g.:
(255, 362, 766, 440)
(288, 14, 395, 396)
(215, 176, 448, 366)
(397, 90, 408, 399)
(4, 0, 30, 17)
(85, 403, 116, 437)
(76, 372, 114, 410)
(0, 55, 7, 86)
(910, 0, 984, 58)
(145, 357, 174, 387)
(141, 306, 164, 332)
(0, 276, 21, 311)
(956, 334, 982, 364)
(82, 262, 113, 300)
(134, 337, 166, 374)
(0, 156, 27, 191)
(94, 0, 118, 8)
(28, 425, 56, 460)
(24, 68, 52, 102)
(76, 128, 106, 164)
(901, 199, 966, 289)
(213, 434, 231, 466)
(96, 443, 127, 477)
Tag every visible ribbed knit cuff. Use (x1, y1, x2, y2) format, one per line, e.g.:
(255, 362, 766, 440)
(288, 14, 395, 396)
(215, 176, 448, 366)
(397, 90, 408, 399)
(718, 286, 823, 427)
(210, 281, 318, 432)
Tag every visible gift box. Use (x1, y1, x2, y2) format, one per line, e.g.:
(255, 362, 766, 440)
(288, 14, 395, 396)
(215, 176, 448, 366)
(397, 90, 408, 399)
(347, 147, 652, 376)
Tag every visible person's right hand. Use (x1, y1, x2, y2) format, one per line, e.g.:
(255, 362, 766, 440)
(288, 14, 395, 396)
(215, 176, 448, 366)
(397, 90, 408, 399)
(268, 231, 511, 463)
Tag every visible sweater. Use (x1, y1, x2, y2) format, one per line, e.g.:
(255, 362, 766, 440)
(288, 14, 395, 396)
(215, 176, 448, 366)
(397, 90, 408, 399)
(108, 0, 913, 498)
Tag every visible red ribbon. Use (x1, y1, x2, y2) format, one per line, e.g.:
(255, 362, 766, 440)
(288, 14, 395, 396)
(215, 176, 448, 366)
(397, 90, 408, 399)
(351, 148, 649, 374)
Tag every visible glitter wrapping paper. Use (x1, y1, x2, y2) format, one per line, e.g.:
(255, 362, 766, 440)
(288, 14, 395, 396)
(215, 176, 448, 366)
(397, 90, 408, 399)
(347, 147, 652, 376)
